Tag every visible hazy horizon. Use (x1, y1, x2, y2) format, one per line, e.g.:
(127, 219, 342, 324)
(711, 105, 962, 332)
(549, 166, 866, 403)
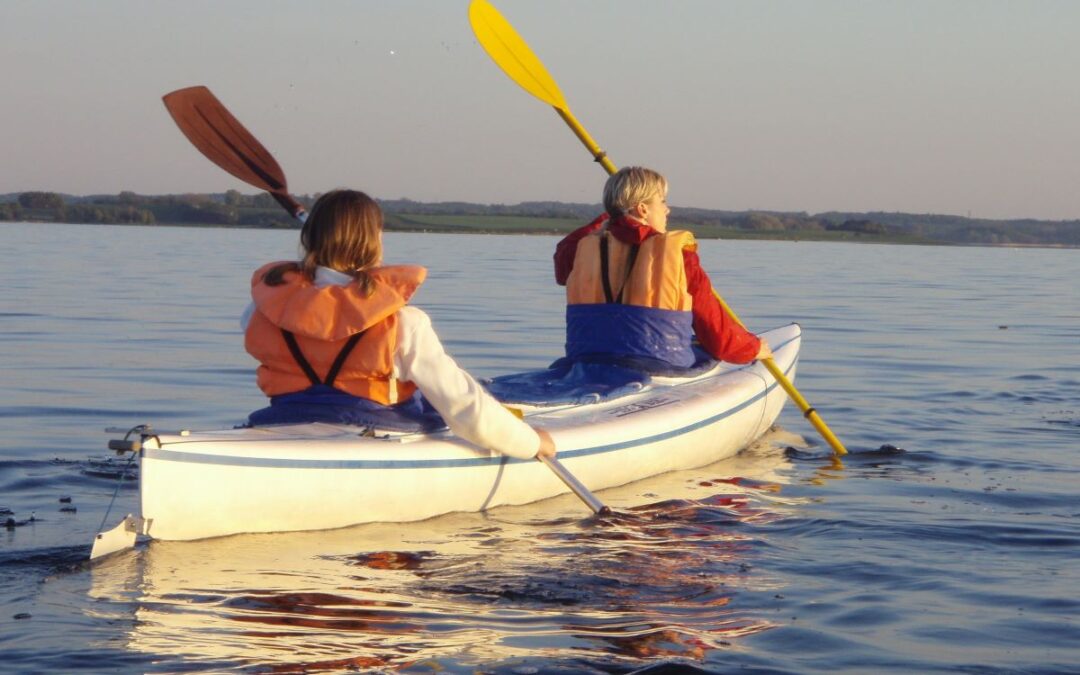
(3, 1, 1079, 221)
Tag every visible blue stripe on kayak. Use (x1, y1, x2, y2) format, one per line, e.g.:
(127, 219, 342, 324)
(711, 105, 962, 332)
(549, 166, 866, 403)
(144, 338, 799, 471)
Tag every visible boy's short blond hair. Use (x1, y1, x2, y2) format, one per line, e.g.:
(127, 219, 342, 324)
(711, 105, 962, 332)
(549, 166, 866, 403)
(603, 166, 668, 217)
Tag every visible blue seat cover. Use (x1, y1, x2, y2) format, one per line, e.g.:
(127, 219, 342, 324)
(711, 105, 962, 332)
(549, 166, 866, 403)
(483, 361, 651, 406)
(247, 385, 447, 432)
(566, 303, 697, 368)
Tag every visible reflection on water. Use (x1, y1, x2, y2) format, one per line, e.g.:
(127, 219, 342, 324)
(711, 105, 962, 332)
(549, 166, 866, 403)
(88, 435, 798, 672)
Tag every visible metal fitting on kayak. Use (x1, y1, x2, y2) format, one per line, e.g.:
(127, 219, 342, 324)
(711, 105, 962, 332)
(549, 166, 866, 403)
(104, 423, 158, 455)
(107, 438, 142, 453)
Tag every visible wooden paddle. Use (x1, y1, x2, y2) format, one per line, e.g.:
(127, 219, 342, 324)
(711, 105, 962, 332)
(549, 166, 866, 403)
(469, 0, 848, 456)
(162, 85, 612, 511)
(162, 86, 306, 221)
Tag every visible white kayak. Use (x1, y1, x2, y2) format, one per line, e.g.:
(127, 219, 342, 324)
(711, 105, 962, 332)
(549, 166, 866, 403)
(92, 323, 801, 558)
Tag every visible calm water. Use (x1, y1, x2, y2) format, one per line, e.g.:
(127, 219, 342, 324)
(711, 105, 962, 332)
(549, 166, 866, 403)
(1, 223, 1077, 674)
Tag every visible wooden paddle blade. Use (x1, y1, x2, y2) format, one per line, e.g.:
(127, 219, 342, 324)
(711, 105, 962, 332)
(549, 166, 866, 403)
(163, 86, 301, 216)
(469, 0, 567, 109)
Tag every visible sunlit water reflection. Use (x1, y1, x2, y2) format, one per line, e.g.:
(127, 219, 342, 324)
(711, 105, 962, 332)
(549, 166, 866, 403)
(73, 441, 794, 673)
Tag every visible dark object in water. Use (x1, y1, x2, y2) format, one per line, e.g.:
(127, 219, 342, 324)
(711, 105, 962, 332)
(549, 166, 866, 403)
(13, 613, 31, 620)
(5, 513, 37, 529)
(784, 443, 906, 459)
(875, 444, 906, 455)
(60, 506, 77, 513)
(59, 496, 72, 503)
(81, 456, 138, 481)
(783, 446, 822, 460)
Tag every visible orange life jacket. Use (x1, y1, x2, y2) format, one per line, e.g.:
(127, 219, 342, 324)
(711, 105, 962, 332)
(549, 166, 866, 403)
(564, 229, 699, 367)
(566, 229, 696, 310)
(244, 262, 427, 404)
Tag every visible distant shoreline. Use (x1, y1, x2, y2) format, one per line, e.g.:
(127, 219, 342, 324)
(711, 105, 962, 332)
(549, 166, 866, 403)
(3, 190, 1078, 248)
(10, 218, 1078, 250)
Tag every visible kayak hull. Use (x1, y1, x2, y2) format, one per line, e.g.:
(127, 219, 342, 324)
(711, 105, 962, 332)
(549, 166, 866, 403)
(136, 323, 801, 541)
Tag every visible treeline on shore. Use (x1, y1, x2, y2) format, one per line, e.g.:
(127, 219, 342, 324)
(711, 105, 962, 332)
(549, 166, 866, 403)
(3, 190, 1079, 247)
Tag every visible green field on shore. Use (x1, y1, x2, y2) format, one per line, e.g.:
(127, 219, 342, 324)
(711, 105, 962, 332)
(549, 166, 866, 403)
(386, 213, 583, 234)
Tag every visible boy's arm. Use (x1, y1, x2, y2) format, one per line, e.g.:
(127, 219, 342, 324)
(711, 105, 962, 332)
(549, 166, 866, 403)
(683, 249, 762, 364)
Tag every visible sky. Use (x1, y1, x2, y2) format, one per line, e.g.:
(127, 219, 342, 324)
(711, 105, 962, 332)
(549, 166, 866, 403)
(2, 0, 1079, 221)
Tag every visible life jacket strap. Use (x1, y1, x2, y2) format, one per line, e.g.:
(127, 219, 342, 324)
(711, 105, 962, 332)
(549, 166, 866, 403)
(324, 331, 366, 387)
(280, 328, 367, 387)
(599, 235, 640, 305)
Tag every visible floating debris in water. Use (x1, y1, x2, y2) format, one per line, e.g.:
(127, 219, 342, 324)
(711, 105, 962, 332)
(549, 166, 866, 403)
(59, 496, 71, 503)
(350, 551, 433, 571)
(1043, 410, 1079, 428)
(81, 456, 138, 480)
(871, 444, 906, 455)
(785, 443, 906, 460)
(59, 506, 76, 513)
(4, 513, 35, 529)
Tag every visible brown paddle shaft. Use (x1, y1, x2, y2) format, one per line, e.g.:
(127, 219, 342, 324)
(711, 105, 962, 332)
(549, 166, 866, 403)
(162, 86, 305, 219)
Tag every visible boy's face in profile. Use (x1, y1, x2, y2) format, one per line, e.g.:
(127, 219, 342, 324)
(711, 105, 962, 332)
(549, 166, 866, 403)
(638, 192, 670, 232)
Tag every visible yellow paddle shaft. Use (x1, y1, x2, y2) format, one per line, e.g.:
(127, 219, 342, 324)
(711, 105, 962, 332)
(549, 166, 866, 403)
(712, 290, 848, 456)
(765, 357, 848, 455)
(555, 108, 618, 176)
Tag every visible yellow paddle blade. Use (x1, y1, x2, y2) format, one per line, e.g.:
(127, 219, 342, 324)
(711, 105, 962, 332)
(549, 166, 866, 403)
(469, 0, 567, 110)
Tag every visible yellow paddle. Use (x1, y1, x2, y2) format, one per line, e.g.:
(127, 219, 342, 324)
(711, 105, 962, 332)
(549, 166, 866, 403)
(470, 0, 848, 456)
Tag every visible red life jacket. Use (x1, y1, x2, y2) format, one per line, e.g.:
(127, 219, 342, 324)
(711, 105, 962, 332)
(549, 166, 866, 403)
(244, 262, 426, 404)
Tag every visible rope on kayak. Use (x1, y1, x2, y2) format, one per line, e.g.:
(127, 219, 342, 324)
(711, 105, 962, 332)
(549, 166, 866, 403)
(748, 367, 770, 437)
(96, 424, 148, 535)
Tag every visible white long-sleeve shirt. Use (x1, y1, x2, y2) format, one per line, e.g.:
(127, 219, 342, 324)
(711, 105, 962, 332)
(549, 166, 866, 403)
(241, 267, 541, 459)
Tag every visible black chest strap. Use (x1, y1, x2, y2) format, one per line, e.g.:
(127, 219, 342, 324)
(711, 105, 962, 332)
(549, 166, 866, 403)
(599, 235, 641, 305)
(280, 328, 367, 388)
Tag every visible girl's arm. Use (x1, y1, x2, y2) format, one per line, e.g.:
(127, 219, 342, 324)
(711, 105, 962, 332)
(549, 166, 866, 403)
(393, 306, 543, 459)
